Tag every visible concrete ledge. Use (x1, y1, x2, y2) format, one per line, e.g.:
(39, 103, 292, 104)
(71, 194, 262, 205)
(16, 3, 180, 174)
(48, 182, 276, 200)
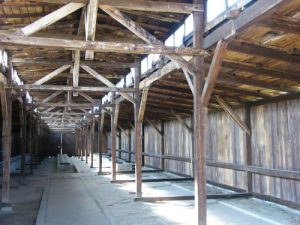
(35, 178, 50, 225)
(1, 202, 13, 212)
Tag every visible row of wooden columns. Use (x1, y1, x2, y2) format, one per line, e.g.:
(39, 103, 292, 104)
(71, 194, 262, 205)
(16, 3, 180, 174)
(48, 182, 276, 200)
(1, 65, 45, 210)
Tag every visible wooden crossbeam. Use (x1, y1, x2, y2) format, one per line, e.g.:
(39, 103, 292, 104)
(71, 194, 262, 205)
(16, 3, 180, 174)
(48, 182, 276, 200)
(0, 34, 206, 56)
(34, 103, 101, 108)
(229, 39, 300, 64)
(145, 118, 162, 136)
(171, 109, 192, 133)
(85, 0, 98, 60)
(10, 84, 137, 92)
(72, 50, 80, 96)
(81, 64, 136, 104)
(138, 87, 149, 122)
(215, 96, 251, 135)
(33, 65, 71, 85)
(99, 6, 208, 75)
(79, 92, 96, 103)
(11, 58, 138, 69)
(41, 91, 64, 103)
(34, 0, 202, 13)
(201, 40, 228, 106)
(16, 3, 85, 36)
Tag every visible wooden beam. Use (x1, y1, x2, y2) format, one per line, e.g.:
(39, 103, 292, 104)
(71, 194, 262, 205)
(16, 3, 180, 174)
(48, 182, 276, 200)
(34, 103, 101, 107)
(79, 92, 96, 103)
(201, 40, 228, 106)
(145, 118, 162, 136)
(228, 39, 300, 64)
(215, 96, 251, 135)
(17, 3, 85, 36)
(98, 111, 105, 174)
(72, 50, 80, 96)
(138, 87, 149, 122)
(134, 64, 142, 198)
(11, 58, 138, 69)
(171, 110, 193, 133)
(259, 17, 300, 35)
(85, 0, 98, 60)
(34, 0, 202, 13)
(10, 84, 137, 92)
(41, 91, 64, 104)
(193, 1, 207, 224)
(111, 93, 117, 181)
(0, 34, 207, 56)
(99, 6, 207, 75)
(1, 64, 13, 211)
(33, 65, 71, 85)
(182, 69, 194, 96)
(81, 64, 136, 104)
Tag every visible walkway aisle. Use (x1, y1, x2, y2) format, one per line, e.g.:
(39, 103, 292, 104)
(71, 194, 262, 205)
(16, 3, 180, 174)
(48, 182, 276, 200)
(42, 175, 111, 225)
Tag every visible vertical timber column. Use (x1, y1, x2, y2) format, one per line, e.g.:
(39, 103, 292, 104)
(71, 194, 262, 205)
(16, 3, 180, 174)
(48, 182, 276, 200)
(111, 93, 117, 181)
(193, 0, 207, 224)
(85, 124, 88, 164)
(34, 120, 38, 168)
(1, 63, 13, 211)
(19, 98, 26, 174)
(90, 117, 95, 168)
(98, 112, 105, 174)
(134, 65, 142, 198)
(81, 127, 84, 161)
(160, 120, 165, 170)
(118, 129, 122, 159)
(29, 113, 33, 173)
(245, 105, 253, 193)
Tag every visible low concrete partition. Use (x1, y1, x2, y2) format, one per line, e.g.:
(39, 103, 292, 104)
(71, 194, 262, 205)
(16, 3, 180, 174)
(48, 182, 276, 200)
(56, 154, 74, 172)
(116, 163, 134, 172)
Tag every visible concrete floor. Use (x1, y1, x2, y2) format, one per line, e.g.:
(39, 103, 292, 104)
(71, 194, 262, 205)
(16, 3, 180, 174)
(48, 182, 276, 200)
(1, 155, 300, 225)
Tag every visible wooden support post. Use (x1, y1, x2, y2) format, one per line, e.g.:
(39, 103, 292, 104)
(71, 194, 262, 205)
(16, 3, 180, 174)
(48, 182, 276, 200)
(128, 129, 132, 162)
(118, 129, 122, 159)
(245, 105, 253, 193)
(29, 113, 33, 173)
(142, 123, 145, 166)
(34, 121, 38, 168)
(98, 111, 105, 174)
(90, 117, 95, 168)
(85, 124, 88, 164)
(134, 64, 143, 198)
(80, 127, 84, 161)
(111, 93, 119, 181)
(19, 97, 26, 174)
(193, 1, 207, 225)
(0, 65, 12, 210)
(160, 120, 165, 170)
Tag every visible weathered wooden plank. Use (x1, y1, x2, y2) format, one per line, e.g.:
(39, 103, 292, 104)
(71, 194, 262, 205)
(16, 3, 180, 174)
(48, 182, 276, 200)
(17, 3, 85, 36)
(201, 40, 228, 106)
(85, 0, 99, 60)
(33, 0, 202, 13)
(81, 64, 136, 104)
(72, 50, 80, 96)
(100, 6, 204, 75)
(138, 87, 149, 122)
(0, 34, 207, 56)
(33, 65, 71, 85)
(216, 96, 251, 135)
(10, 84, 137, 92)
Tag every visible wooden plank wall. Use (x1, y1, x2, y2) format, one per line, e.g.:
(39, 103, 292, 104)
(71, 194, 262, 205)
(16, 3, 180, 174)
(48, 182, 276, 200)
(114, 98, 300, 205)
(251, 99, 300, 204)
(164, 118, 193, 176)
(144, 122, 162, 168)
(206, 107, 247, 190)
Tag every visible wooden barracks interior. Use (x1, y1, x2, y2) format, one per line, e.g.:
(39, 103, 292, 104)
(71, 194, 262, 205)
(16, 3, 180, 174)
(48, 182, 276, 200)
(0, 0, 300, 225)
